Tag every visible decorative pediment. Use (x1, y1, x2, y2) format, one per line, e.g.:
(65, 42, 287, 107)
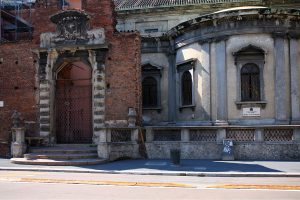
(142, 61, 163, 76)
(142, 61, 162, 71)
(233, 45, 265, 56)
(40, 10, 105, 48)
(233, 45, 265, 62)
(176, 58, 196, 72)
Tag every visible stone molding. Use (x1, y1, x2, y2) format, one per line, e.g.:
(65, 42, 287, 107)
(167, 8, 300, 49)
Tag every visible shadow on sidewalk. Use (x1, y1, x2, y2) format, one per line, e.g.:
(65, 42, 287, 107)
(80, 159, 282, 173)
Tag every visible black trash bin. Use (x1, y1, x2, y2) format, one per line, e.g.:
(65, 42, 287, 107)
(170, 149, 180, 165)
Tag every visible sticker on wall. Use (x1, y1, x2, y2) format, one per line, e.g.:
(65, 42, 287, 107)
(242, 107, 260, 117)
(0, 101, 4, 107)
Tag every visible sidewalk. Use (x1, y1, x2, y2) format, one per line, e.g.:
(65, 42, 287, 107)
(0, 158, 300, 177)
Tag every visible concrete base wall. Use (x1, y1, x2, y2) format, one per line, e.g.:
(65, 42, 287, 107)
(234, 143, 300, 160)
(109, 143, 140, 161)
(145, 142, 300, 160)
(98, 142, 140, 161)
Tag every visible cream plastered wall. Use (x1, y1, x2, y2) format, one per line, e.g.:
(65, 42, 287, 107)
(176, 42, 211, 122)
(141, 53, 169, 124)
(226, 34, 276, 122)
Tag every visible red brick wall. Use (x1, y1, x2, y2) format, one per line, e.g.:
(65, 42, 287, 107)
(0, 2, 59, 157)
(0, 0, 141, 156)
(83, 0, 117, 36)
(0, 42, 38, 157)
(105, 32, 142, 124)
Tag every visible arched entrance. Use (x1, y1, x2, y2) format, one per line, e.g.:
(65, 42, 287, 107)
(55, 61, 93, 144)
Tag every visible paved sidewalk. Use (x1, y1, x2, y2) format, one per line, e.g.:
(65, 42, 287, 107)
(0, 158, 300, 177)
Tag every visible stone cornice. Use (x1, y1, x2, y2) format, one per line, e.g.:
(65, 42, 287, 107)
(166, 8, 300, 49)
(169, 8, 300, 37)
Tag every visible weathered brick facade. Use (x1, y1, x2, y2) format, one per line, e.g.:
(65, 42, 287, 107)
(0, 42, 38, 157)
(105, 33, 142, 124)
(0, 0, 141, 157)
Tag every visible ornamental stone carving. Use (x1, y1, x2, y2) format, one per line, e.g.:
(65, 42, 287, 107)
(40, 10, 105, 48)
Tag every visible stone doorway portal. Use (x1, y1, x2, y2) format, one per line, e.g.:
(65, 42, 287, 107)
(36, 9, 107, 145)
(55, 61, 92, 144)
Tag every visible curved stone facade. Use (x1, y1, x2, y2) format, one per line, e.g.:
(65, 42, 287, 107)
(141, 7, 300, 126)
(137, 7, 300, 160)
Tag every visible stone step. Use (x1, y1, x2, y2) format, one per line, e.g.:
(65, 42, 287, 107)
(11, 158, 107, 166)
(24, 153, 98, 160)
(30, 146, 97, 154)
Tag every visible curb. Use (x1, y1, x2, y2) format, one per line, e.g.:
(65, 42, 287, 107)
(0, 167, 300, 177)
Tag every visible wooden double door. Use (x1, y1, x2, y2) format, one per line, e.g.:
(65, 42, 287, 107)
(55, 62, 92, 144)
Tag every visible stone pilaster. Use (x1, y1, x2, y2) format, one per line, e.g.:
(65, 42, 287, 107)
(181, 128, 189, 142)
(216, 128, 226, 143)
(39, 81, 51, 138)
(274, 36, 290, 124)
(215, 40, 228, 125)
(168, 39, 176, 122)
(89, 50, 106, 137)
(289, 39, 300, 124)
(131, 129, 139, 142)
(201, 43, 211, 121)
(145, 127, 154, 142)
(293, 128, 300, 142)
(38, 51, 51, 139)
(254, 128, 264, 142)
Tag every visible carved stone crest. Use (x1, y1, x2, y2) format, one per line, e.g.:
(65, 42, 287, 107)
(51, 10, 89, 44)
(40, 10, 105, 48)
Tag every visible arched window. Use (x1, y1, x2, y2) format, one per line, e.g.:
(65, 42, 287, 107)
(142, 77, 158, 107)
(241, 63, 260, 101)
(181, 71, 193, 106)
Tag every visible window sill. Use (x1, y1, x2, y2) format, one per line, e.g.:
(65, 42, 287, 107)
(143, 107, 162, 113)
(235, 101, 267, 109)
(179, 104, 196, 112)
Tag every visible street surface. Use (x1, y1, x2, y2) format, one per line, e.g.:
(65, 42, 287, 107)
(0, 171, 299, 200)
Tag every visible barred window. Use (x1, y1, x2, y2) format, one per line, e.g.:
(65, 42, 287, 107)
(241, 63, 260, 101)
(181, 71, 193, 106)
(142, 77, 158, 107)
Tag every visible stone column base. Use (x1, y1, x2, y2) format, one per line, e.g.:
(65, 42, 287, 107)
(11, 142, 26, 158)
(97, 143, 109, 159)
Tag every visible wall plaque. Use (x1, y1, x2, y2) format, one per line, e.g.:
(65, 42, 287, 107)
(0, 101, 4, 107)
(242, 107, 260, 117)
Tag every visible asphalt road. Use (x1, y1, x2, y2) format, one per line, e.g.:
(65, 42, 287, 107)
(0, 171, 299, 200)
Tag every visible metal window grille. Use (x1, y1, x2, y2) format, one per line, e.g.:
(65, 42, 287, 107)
(153, 129, 181, 141)
(264, 129, 293, 142)
(241, 63, 260, 101)
(142, 76, 158, 107)
(181, 71, 193, 106)
(227, 129, 255, 142)
(111, 128, 131, 142)
(190, 129, 217, 142)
